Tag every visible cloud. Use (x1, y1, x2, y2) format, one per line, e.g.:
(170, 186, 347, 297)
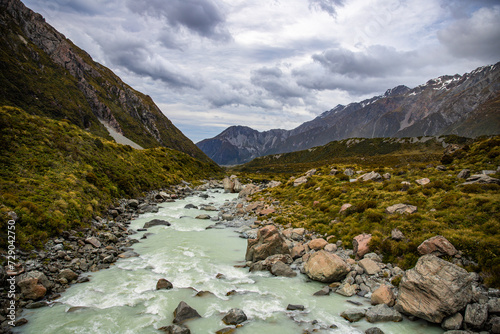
(308, 0, 345, 17)
(126, 0, 231, 41)
(437, 6, 500, 61)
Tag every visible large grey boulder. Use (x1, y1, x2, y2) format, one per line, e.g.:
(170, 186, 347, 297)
(417, 235, 457, 257)
(303, 250, 350, 283)
(173, 301, 201, 324)
(222, 308, 247, 325)
(365, 304, 402, 323)
(395, 255, 473, 323)
(159, 324, 190, 334)
(245, 225, 290, 262)
(464, 303, 488, 330)
(270, 261, 297, 277)
(143, 219, 171, 228)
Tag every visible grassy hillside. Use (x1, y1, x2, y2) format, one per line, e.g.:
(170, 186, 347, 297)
(237, 136, 500, 286)
(0, 106, 222, 249)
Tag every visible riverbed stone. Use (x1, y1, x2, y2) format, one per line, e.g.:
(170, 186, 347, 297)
(17, 276, 46, 300)
(143, 219, 171, 228)
(353, 233, 371, 259)
(287, 304, 305, 311)
(303, 250, 350, 283)
(270, 261, 297, 277)
(336, 282, 357, 297)
(85, 236, 101, 248)
(365, 327, 385, 334)
(359, 258, 381, 275)
(385, 203, 417, 215)
(395, 255, 473, 323)
(59, 269, 78, 282)
(341, 308, 366, 322)
(308, 238, 328, 251)
(222, 308, 247, 325)
(173, 301, 201, 324)
(442, 312, 463, 330)
(464, 303, 488, 330)
(366, 304, 403, 323)
(245, 225, 290, 262)
(156, 278, 173, 290)
(371, 285, 395, 307)
(159, 324, 191, 334)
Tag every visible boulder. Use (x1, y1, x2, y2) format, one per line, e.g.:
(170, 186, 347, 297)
(324, 243, 337, 253)
(366, 304, 403, 323)
(371, 285, 395, 307)
(365, 327, 385, 334)
(385, 204, 417, 214)
(270, 261, 297, 278)
(340, 203, 352, 213)
(85, 236, 101, 248)
(293, 176, 309, 187)
(415, 178, 430, 185)
(159, 324, 190, 334)
(344, 168, 355, 176)
(336, 282, 357, 297)
(222, 177, 235, 193)
(457, 169, 471, 179)
(156, 278, 173, 290)
(245, 225, 290, 262)
(463, 174, 500, 185)
(238, 184, 260, 198)
(215, 328, 235, 334)
(359, 258, 381, 275)
(233, 179, 244, 193)
(291, 243, 306, 259)
(17, 274, 47, 300)
(173, 301, 201, 324)
(126, 199, 139, 208)
(287, 304, 305, 311)
(308, 238, 328, 251)
(143, 219, 171, 228)
(341, 308, 366, 322)
(417, 235, 457, 257)
(442, 313, 463, 331)
(59, 269, 78, 282)
(358, 171, 382, 182)
(195, 214, 211, 220)
(222, 308, 247, 325)
(395, 255, 473, 323)
(313, 286, 331, 296)
(353, 233, 372, 259)
(391, 228, 404, 241)
(464, 303, 488, 330)
(303, 250, 350, 283)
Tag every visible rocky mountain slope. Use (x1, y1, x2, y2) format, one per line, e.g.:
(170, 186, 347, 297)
(198, 63, 500, 165)
(0, 0, 210, 162)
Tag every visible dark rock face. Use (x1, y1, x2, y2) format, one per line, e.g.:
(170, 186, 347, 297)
(156, 279, 173, 290)
(198, 64, 500, 165)
(143, 219, 171, 228)
(173, 301, 201, 324)
(159, 324, 191, 334)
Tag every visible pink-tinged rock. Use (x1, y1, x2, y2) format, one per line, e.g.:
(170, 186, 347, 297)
(353, 233, 372, 259)
(313, 201, 320, 207)
(371, 284, 395, 307)
(308, 238, 328, 251)
(417, 235, 457, 257)
(258, 207, 276, 216)
(340, 203, 352, 213)
(245, 225, 290, 262)
(17, 278, 46, 300)
(291, 243, 306, 259)
(385, 203, 418, 215)
(359, 258, 381, 275)
(415, 178, 430, 185)
(303, 250, 350, 283)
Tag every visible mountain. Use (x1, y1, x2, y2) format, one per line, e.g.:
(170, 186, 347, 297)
(0, 0, 210, 162)
(197, 63, 500, 165)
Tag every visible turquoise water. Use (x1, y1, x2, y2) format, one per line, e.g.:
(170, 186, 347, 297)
(15, 190, 443, 333)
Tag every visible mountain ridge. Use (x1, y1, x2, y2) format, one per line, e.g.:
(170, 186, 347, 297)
(197, 63, 500, 165)
(0, 0, 211, 162)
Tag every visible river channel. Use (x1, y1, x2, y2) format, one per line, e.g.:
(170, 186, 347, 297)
(15, 189, 443, 334)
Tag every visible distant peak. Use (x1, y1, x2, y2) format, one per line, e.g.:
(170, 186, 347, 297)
(384, 85, 411, 97)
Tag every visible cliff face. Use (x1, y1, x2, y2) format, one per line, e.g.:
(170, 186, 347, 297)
(0, 0, 211, 162)
(198, 64, 500, 165)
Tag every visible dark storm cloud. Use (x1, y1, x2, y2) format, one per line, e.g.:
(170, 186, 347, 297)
(308, 0, 345, 17)
(126, 0, 231, 41)
(251, 66, 311, 103)
(311, 45, 417, 78)
(437, 6, 500, 61)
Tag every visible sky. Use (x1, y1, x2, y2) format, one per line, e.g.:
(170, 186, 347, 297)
(23, 0, 500, 143)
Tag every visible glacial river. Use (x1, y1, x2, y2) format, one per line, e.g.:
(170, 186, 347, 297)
(15, 190, 443, 334)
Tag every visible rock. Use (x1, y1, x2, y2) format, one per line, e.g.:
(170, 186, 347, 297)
(358, 171, 382, 182)
(366, 304, 403, 323)
(118, 250, 139, 258)
(143, 219, 171, 228)
(324, 243, 337, 253)
(293, 176, 309, 187)
(371, 285, 395, 307)
(173, 301, 201, 324)
(340, 203, 352, 213)
(184, 204, 198, 209)
(233, 179, 244, 193)
(17, 275, 46, 300)
(159, 324, 191, 334)
(385, 203, 418, 214)
(489, 298, 500, 313)
(287, 304, 305, 311)
(391, 228, 404, 241)
(238, 184, 260, 198)
(303, 250, 350, 283)
(442, 313, 463, 330)
(195, 214, 211, 220)
(313, 286, 331, 296)
(365, 327, 385, 334)
(308, 238, 328, 251)
(341, 308, 366, 322)
(457, 169, 471, 179)
(353, 233, 372, 259)
(344, 168, 355, 176)
(336, 282, 357, 297)
(464, 303, 488, 330)
(463, 174, 500, 185)
(415, 178, 430, 185)
(245, 225, 290, 262)
(200, 205, 218, 211)
(59, 269, 78, 282)
(395, 255, 473, 323)
(222, 308, 247, 325)
(223, 177, 235, 193)
(85, 236, 101, 248)
(126, 199, 139, 208)
(291, 243, 306, 259)
(215, 328, 235, 334)
(490, 316, 500, 334)
(221, 213, 234, 221)
(270, 261, 297, 277)
(417, 235, 457, 257)
(359, 258, 381, 275)
(156, 278, 173, 290)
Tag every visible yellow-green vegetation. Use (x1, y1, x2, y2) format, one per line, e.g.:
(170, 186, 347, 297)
(0, 106, 222, 250)
(239, 136, 500, 287)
